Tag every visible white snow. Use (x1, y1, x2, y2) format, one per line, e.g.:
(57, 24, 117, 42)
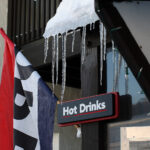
(43, 0, 99, 38)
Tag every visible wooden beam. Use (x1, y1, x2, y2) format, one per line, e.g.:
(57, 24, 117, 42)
(81, 48, 107, 150)
(7, 0, 13, 38)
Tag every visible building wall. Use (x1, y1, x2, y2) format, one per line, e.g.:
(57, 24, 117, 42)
(0, 0, 8, 81)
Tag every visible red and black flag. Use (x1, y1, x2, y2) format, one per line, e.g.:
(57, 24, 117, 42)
(0, 28, 57, 150)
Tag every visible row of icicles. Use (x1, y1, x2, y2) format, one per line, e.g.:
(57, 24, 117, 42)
(44, 20, 129, 102)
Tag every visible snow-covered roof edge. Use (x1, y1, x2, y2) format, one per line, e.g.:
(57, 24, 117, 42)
(43, 0, 99, 38)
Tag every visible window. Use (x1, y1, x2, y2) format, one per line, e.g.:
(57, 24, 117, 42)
(107, 50, 150, 150)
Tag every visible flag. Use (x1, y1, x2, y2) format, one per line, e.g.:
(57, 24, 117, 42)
(0, 28, 57, 150)
(0, 28, 15, 150)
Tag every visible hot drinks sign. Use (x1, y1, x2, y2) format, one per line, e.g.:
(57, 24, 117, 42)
(58, 92, 119, 126)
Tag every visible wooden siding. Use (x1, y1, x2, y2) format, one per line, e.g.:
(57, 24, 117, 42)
(7, 0, 61, 47)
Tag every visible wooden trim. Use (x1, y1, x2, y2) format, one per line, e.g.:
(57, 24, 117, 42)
(7, 0, 60, 47)
(20, 0, 26, 45)
(7, 0, 13, 38)
(50, 0, 55, 18)
(12, 0, 17, 42)
(40, 0, 45, 34)
(25, 0, 30, 43)
(16, 0, 21, 46)
(35, 0, 40, 38)
(30, 0, 35, 40)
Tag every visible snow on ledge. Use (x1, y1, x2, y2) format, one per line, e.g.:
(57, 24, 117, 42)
(43, 0, 99, 38)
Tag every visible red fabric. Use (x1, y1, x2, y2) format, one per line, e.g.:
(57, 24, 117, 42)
(0, 28, 15, 150)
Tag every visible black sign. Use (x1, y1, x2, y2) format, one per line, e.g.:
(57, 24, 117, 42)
(58, 92, 119, 126)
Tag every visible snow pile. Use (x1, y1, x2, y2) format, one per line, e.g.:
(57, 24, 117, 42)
(43, 0, 99, 38)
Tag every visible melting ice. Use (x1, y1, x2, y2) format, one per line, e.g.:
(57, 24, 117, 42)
(56, 34, 59, 85)
(61, 33, 67, 101)
(72, 30, 76, 53)
(52, 36, 56, 92)
(81, 26, 87, 64)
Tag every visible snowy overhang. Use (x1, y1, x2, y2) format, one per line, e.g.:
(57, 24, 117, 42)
(43, 0, 99, 38)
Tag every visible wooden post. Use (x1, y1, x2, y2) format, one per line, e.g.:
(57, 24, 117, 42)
(81, 47, 107, 150)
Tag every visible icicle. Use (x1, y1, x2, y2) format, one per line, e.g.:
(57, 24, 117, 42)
(52, 36, 56, 92)
(115, 52, 122, 91)
(112, 40, 116, 91)
(56, 34, 59, 85)
(112, 40, 115, 63)
(103, 26, 107, 61)
(92, 22, 95, 30)
(61, 33, 67, 101)
(113, 47, 118, 91)
(117, 53, 122, 90)
(44, 38, 49, 63)
(76, 127, 82, 138)
(72, 30, 76, 53)
(90, 23, 92, 31)
(81, 26, 87, 64)
(100, 21, 104, 85)
(124, 61, 129, 94)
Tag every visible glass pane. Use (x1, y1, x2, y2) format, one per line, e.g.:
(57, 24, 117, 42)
(107, 50, 150, 150)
